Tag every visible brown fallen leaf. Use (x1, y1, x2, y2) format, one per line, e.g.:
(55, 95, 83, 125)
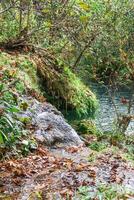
(37, 147, 48, 156)
(88, 170, 96, 178)
(67, 146, 79, 153)
(60, 188, 73, 198)
(75, 163, 90, 172)
(12, 177, 22, 185)
(116, 176, 123, 184)
(13, 167, 26, 177)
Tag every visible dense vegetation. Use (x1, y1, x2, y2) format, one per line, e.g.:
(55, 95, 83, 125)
(0, 0, 134, 84)
(0, 0, 134, 199)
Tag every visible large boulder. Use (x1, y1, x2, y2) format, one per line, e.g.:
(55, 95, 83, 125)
(34, 111, 83, 146)
(21, 97, 83, 146)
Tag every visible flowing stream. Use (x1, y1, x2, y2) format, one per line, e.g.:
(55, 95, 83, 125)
(90, 83, 134, 134)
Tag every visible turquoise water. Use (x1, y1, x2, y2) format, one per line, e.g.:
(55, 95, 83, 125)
(90, 83, 134, 134)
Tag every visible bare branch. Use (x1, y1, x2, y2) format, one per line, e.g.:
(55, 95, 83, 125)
(72, 33, 99, 69)
(0, 1, 18, 14)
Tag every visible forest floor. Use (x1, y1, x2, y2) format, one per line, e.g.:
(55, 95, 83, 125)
(1, 143, 134, 200)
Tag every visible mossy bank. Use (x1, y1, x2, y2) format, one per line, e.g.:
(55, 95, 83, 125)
(0, 51, 98, 119)
(36, 52, 98, 118)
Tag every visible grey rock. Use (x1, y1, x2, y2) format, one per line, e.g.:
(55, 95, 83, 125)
(21, 97, 83, 146)
(34, 111, 83, 146)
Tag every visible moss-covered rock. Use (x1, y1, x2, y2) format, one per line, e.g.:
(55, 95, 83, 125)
(37, 58, 98, 118)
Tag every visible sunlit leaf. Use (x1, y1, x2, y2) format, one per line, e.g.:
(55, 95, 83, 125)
(80, 15, 89, 23)
(78, 2, 90, 11)
(0, 132, 4, 144)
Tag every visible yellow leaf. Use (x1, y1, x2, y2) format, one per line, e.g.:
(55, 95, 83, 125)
(80, 15, 89, 23)
(42, 8, 50, 13)
(44, 21, 52, 28)
(78, 2, 90, 11)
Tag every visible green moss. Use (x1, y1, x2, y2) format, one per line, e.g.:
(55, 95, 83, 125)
(0, 52, 98, 118)
(63, 67, 98, 118)
(38, 63, 98, 118)
(0, 52, 40, 93)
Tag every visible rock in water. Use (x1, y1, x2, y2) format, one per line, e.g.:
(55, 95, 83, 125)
(22, 97, 83, 146)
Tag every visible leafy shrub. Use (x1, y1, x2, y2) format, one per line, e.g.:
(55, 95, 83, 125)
(106, 131, 125, 146)
(89, 141, 108, 152)
(76, 119, 99, 135)
(0, 104, 22, 145)
(0, 52, 42, 158)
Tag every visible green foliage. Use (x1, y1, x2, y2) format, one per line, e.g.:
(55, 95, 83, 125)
(15, 81, 25, 94)
(0, 12, 19, 42)
(76, 119, 99, 135)
(29, 191, 43, 200)
(76, 184, 134, 200)
(97, 184, 134, 200)
(0, 0, 35, 43)
(121, 138, 134, 163)
(89, 141, 108, 152)
(63, 67, 98, 118)
(21, 139, 37, 156)
(79, 0, 134, 84)
(0, 102, 22, 146)
(0, 0, 133, 87)
(38, 62, 98, 118)
(0, 68, 23, 146)
(124, 145, 134, 163)
(108, 131, 125, 146)
(0, 52, 40, 156)
(0, 52, 40, 92)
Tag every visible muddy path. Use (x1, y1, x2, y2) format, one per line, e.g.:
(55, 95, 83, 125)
(0, 145, 134, 200)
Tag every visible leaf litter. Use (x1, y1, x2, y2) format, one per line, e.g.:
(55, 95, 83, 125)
(0, 145, 134, 200)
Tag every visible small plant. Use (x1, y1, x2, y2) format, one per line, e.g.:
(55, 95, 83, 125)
(107, 131, 125, 146)
(0, 112, 22, 145)
(0, 83, 22, 146)
(76, 119, 98, 135)
(21, 139, 37, 156)
(89, 141, 108, 152)
(75, 184, 134, 200)
(29, 191, 43, 200)
(97, 184, 134, 200)
(122, 143, 134, 163)
(88, 152, 97, 162)
(15, 81, 25, 94)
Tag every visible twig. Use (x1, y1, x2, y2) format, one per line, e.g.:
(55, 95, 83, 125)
(0, 0, 18, 14)
(72, 34, 98, 69)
